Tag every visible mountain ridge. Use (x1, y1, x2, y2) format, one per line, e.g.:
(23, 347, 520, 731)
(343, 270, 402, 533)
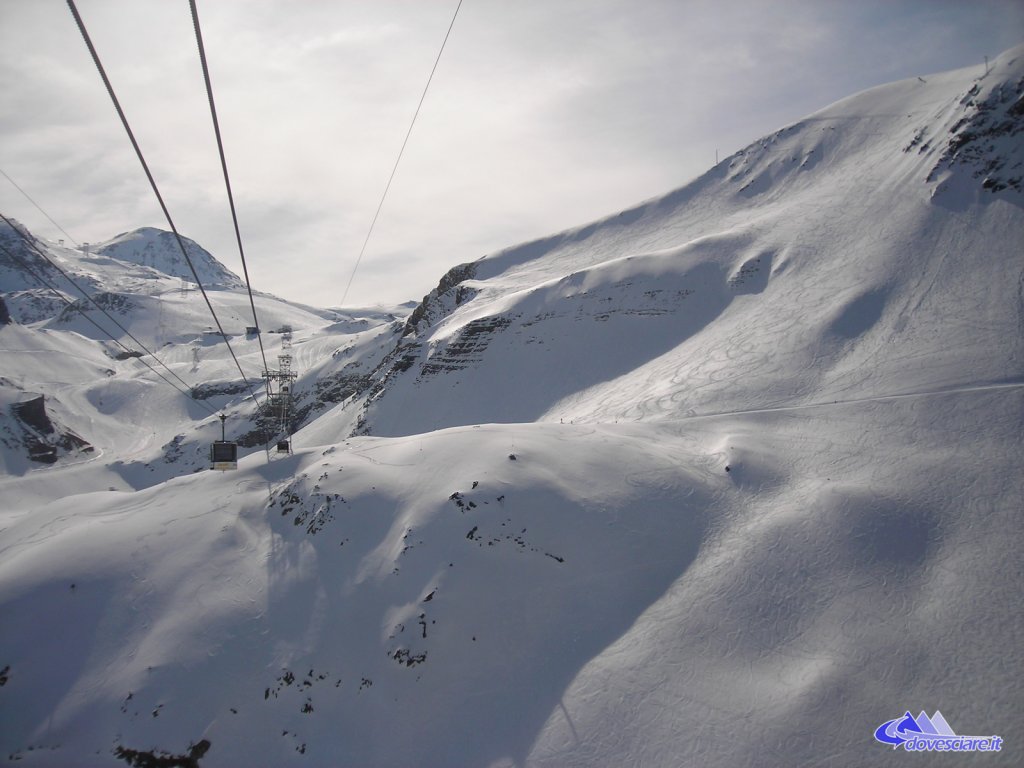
(351, 45, 1023, 438)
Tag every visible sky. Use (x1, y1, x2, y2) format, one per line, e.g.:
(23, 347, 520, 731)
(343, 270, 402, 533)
(1, 1, 1021, 310)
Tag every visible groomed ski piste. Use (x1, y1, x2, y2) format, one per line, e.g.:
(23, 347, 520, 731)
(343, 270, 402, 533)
(1, 45, 1022, 767)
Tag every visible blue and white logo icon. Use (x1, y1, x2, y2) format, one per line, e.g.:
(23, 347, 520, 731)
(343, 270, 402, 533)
(874, 710, 1003, 753)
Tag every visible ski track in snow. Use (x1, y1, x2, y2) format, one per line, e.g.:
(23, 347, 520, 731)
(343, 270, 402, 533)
(672, 378, 1024, 423)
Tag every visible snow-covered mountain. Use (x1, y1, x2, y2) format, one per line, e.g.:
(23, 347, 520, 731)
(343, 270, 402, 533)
(93, 227, 244, 289)
(0, 221, 239, 326)
(355, 46, 1024, 437)
(1, 46, 1022, 767)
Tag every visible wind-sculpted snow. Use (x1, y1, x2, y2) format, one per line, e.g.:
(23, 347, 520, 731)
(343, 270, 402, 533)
(2, 392, 1020, 766)
(0, 425, 717, 765)
(2, 46, 1023, 768)
(358, 46, 1024, 436)
(528, 391, 1023, 768)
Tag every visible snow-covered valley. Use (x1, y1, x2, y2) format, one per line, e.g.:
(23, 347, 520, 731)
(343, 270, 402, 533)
(1, 46, 1022, 767)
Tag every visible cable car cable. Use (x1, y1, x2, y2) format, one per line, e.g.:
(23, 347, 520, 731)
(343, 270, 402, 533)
(339, 0, 464, 309)
(189, 0, 291, 460)
(188, 0, 270, 379)
(0, 167, 80, 247)
(66, 0, 261, 409)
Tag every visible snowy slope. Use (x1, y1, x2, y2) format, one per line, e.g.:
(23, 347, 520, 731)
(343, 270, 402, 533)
(358, 45, 1024, 437)
(2, 394, 1019, 767)
(1, 47, 1023, 768)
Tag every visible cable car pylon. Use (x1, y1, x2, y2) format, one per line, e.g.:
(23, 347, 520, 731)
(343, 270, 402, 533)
(263, 325, 297, 454)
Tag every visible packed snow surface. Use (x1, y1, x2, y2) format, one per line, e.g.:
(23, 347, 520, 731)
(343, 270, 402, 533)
(1, 46, 1022, 767)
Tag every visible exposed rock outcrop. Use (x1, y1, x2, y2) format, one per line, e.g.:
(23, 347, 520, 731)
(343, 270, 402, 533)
(10, 394, 92, 463)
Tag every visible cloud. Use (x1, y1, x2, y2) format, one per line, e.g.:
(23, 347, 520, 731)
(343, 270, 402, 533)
(1, 0, 1021, 308)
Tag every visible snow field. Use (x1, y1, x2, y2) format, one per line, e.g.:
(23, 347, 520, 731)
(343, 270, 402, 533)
(1, 45, 1022, 767)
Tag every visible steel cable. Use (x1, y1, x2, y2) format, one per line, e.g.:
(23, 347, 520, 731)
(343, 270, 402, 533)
(66, 0, 261, 408)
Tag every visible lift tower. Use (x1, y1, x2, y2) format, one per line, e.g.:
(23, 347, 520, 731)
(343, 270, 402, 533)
(262, 325, 296, 453)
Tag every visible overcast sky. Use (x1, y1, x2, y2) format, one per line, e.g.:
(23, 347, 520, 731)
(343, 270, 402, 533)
(1, 1, 1021, 309)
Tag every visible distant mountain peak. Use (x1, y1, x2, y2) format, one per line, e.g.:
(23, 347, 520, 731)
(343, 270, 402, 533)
(94, 227, 242, 287)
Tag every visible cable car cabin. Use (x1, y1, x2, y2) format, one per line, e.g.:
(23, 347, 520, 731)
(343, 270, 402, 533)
(276, 440, 291, 454)
(210, 440, 238, 470)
